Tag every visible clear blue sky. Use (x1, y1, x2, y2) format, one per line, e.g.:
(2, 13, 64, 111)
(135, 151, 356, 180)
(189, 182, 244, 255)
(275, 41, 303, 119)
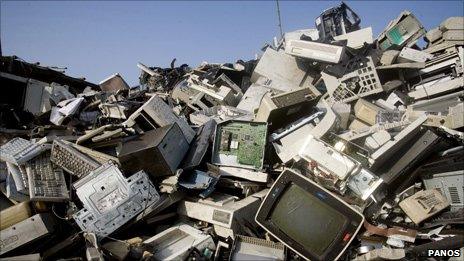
(1, 1, 463, 86)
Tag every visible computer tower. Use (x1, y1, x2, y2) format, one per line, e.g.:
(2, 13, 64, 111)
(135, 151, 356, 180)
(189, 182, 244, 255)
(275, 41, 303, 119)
(119, 123, 189, 177)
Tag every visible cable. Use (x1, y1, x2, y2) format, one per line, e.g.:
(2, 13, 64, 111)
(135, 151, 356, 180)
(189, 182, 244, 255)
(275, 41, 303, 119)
(103, 235, 129, 245)
(52, 203, 69, 220)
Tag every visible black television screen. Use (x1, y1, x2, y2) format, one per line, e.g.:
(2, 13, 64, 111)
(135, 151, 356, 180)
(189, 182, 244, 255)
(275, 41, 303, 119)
(269, 183, 347, 255)
(255, 168, 364, 261)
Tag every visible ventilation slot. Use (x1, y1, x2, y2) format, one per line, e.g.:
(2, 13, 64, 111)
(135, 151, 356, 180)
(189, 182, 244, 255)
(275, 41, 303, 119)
(448, 187, 461, 204)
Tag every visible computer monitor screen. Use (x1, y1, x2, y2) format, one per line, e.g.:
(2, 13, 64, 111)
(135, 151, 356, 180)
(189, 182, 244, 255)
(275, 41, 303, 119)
(269, 183, 347, 256)
(255, 168, 364, 261)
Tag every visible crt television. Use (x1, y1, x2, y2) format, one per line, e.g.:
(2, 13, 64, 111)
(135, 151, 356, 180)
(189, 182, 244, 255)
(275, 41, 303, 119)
(255, 168, 364, 261)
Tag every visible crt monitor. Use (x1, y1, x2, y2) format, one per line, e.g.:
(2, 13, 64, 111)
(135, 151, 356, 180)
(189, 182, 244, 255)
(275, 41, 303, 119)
(255, 168, 364, 261)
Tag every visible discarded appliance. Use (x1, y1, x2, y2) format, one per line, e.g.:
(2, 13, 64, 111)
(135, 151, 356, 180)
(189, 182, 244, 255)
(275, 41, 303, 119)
(143, 224, 216, 261)
(212, 120, 267, 170)
(255, 169, 364, 261)
(399, 189, 450, 224)
(315, 2, 361, 41)
(0, 214, 55, 255)
(230, 235, 285, 260)
(72, 163, 160, 237)
(178, 189, 268, 238)
(0, 5, 463, 261)
(118, 123, 189, 177)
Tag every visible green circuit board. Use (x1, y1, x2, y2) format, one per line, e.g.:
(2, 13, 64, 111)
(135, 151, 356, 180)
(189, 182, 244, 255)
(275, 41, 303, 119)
(215, 121, 267, 169)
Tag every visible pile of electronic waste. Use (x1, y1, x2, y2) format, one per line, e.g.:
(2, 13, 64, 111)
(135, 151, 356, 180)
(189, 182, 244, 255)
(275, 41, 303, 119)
(1, 3, 463, 261)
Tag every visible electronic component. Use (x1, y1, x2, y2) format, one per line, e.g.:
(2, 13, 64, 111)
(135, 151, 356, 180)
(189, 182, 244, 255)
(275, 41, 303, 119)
(446, 102, 464, 129)
(270, 111, 323, 142)
(439, 17, 464, 31)
(218, 166, 268, 183)
(284, 28, 319, 42)
(178, 170, 219, 198)
(255, 86, 320, 130)
(422, 171, 463, 211)
(98, 103, 130, 119)
(236, 82, 273, 113)
(379, 130, 441, 185)
(310, 101, 339, 138)
(408, 76, 464, 100)
(214, 240, 231, 261)
(348, 119, 370, 131)
(212, 120, 267, 170)
(299, 136, 357, 182)
(256, 169, 364, 261)
(0, 214, 55, 255)
(285, 40, 346, 63)
(375, 110, 403, 125)
(443, 30, 464, 41)
(0, 72, 72, 116)
(181, 119, 216, 170)
(189, 105, 252, 125)
(133, 191, 184, 223)
(369, 115, 427, 168)
(272, 117, 318, 163)
(98, 73, 129, 92)
(347, 169, 384, 201)
(398, 47, 434, 62)
(399, 189, 450, 224)
(315, 2, 361, 41)
(230, 235, 285, 261)
(50, 97, 84, 125)
(262, 87, 319, 110)
(2, 72, 32, 111)
(50, 139, 100, 178)
(118, 123, 189, 177)
(216, 178, 265, 197)
(333, 27, 373, 49)
(0, 138, 46, 165)
(124, 95, 195, 142)
(424, 27, 442, 44)
(357, 248, 405, 261)
(377, 11, 426, 50)
(339, 120, 410, 141)
(25, 151, 69, 202)
(299, 136, 382, 199)
(69, 141, 119, 165)
(177, 190, 268, 238)
(76, 124, 113, 145)
(5, 171, 29, 202)
(143, 224, 216, 261)
(408, 46, 463, 83)
(393, 151, 463, 196)
(72, 163, 159, 237)
(251, 48, 316, 92)
(172, 79, 206, 111)
(408, 90, 463, 113)
(354, 99, 385, 126)
(380, 50, 400, 65)
(84, 232, 104, 261)
(364, 130, 391, 151)
(323, 56, 383, 103)
(6, 162, 28, 194)
(186, 73, 241, 107)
